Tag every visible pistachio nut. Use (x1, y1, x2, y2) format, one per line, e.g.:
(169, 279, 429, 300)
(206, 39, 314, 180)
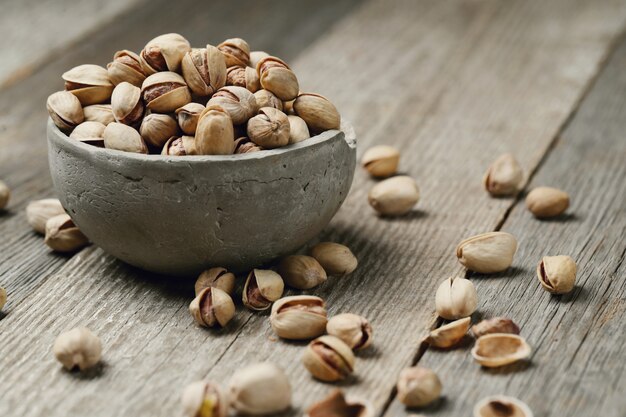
(140, 113, 179, 148)
(526, 186, 570, 218)
(227, 65, 260, 92)
(456, 232, 517, 274)
(249, 51, 270, 69)
(181, 380, 228, 417)
(181, 46, 227, 97)
(278, 255, 327, 290)
(207, 86, 258, 125)
(247, 107, 290, 149)
(47, 91, 84, 131)
(471, 317, 520, 338)
(217, 38, 250, 67)
(141, 71, 192, 113)
(473, 395, 533, 417)
(435, 276, 478, 320)
(176, 102, 205, 136)
(293, 92, 340, 133)
(326, 313, 373, 350)
(53, 327, 102, 371)
(111, 82, 144, 126)
(0, 180, 10, 210)
(257, 56, 299, 101)
(140, 33, 191, 74)
(270, 295, 328, 340)
(195, 267, 236, 296)
(195, 105, 235, 155)
(83, 104, 115, 125)
(26, 198, 66, 234)
(287, 115, 310, 144)
(69, 121, 106, 147)
(310, 242, 358, 277)
(103, 122, 148, 154)
(44, 213, 89, 253)
(537, 255, 576, 294)
(471, 334, 531, 367)
(283, 98, 295, 114)
(253, 89, 283, 111)
(302, 335, 355, 382)
(162, 136, 193, 156)
(189, 287, 235, 328)
(228, 362, 291, 415)
(243, 269, 284, 311)
(361, 145, 400, 178)
(0, 287, 6, 311)
(397, 367, 442, 408)
(107, 50, 146, 87)
(234, 137, 263, 154)
(306, 389, 374, 417)
(62, 64, 113, 105)
(368, 175, 419, 216)
(483, 153, 523, 197)
(425, 317, 470, 349)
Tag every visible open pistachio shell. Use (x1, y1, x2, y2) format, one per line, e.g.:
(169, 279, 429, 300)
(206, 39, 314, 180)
(62, 64, 113, 105)
(47, 91, 84, 131)
(194, 267, 236, 296)
(141, 71, 191, 113)
(140, 33, 190, 74)
(537, 255, 576, 294)
(425, 317, 471, 348)
(107, 50, 146, 87)
(218, 38, 250, 67)
(242, 269, 284, 311)
(473, 395, 533, 417)
(471, 317, 520, 338)
(207, 86, 258, 125)
(181, 46, 227, 97)
(181, 380, 228, 417)
(189, 287, 235, 328)
(302, 335, 355, 382)
(270, 295, 328, 340)
(456, 232, 517, 274)
(471, 334, 531, 367)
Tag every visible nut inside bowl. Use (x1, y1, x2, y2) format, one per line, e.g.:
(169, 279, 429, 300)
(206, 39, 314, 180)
(47, 119, 356, 276)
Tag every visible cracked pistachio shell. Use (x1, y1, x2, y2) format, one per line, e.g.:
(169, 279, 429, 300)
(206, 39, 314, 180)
(189, 287, 235, 328)
(195, 105, 235, 155)
(0, 181, 8, 209)
(47, 91, 84, 131)
(425, 317, 470, 348)
(293, 92, 340, 133)
(270, 295, 328, 340)
(249, 51, 270, 69)
(537, 255, 576, 294)
(44, 213, 89, 253)
(140, 33, 191, 74)
(141, 71, 192, 113)
(103, 122, 148, 154)
(287, 115, 310, 144)
(435, 277, 477, 320)
(176, 102, 205, 136)
(195, 267, 236, 296)
(397, 367, 442, 408)
(526, 186, 570, 218)
(228, 362, 291, 415)
(107, 50, 146, 87)
(257, 56, 299, 101)
(326, 313, 373, 350)
(0, 287, 6, 310)
(483, 153, 523, 197)
(207, 86, 258, 125)
(310, 242, 358, 276)
(227, 65, 260, 92)
(278, 255, 327, 290)
(306, 389, 374, 417)
(62, 64, 113, 105)
(303, 335, 355, 382)
(243, 269, 284, 311)
(161, 136, 194, 156)
(247, 107, 290, 149)
(83, 104, 115, 125)
(472, 317, 520, 338)
(234, 137, 263, 154)
(473, 395, 533, 417)
(181, 46, 227, 97)
(368, 175, 419, 216)
(26, 198, 65, 234)
(69, 121, 106, 147)
(456, 232, 517, 274)
(361, 145, 400, 178)
(140, 113, 178, 148)
(253, 89, 283, 111)
(53, 327, 101, 371)
(218, 38, 250, 67)
(181, 380, 228, 417)
(111, 82, 144, 126)
(471, 334, 531, 367)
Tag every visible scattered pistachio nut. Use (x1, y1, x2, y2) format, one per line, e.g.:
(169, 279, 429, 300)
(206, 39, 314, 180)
(303, 335, 355, 382)
(141, 71, 192, 113)
(326, 313, 373, 350)
(140, 33, 191, 74)
(62, 64, 114, 105)
(471, 334, 531, 368)
(242, 269, 284, 311)
(471, 317, 520, 338)
(44, 213, 89, 253)
(287, 115, 310, 144)
(69, 121, 106, 146)
(111, 81, 144, 126)
(537, 255, 576, 294)
(435, 276, 478, 320)
(189, 287, 235, 328)
(83, 104, 114, 125)
(525, 186, 570, 218)
(456, 231, 517, 274)
(207, 85, 258, 125)
(228, 362, 291, 415)
(278, 255, 327, 289)
(254, 89, 283, 111)
(293, 92, 340, 133)
(425, 317, 471, 349)
(396, 366, 442, 408)
(310, 242, 358, 276)
(270, 295, 328, 340)
(0, 286, 6, 310)
(218, 38, 251, 67)
(181, 45, 227, 97)
(195, 105, 235, 155)
(473, 395, 533, 417)
(306, 389, 374, 417)
(361, 145, 400, 178)
(483, 153, 524, 197)
(47, 91, 84, 131)
(107, 49, 146, 87)
(181, 380, 228, 417)
(257, 56, 299, 101)
(103, 122, 148, 154)
(140, 113, 179, 148)
(368, 175, 419, 216)
(0, 180, 10, 210)
(194, 267, 236, 296)
(26, 198, 66, 234)
(247, 107, 290, 149)
(176, 103, 205, 136)
(53, 327, 102, 371)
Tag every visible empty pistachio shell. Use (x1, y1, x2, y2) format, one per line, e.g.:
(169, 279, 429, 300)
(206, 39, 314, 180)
(176, 102, 205, 136)
(207, 86, 258, 125)
(310, 242, 358, 276)
(44, 213, 89, 253)
(0, 181, 10, 210)
(362, 145, 400, 178)
(306, 389, 374, 417)
(103, 122, 148, 154)
(425, 317, 471, 348)
(47, 91, 84, 131)
(228, 362, 291, 415)
(62, 64, 113, 105)
(435, 276, 478, 320)
(293, 92, 340, 132)
(107, 50, 146, 87)
(195, 105, 235, 155)
(326, 313, 373, 350)
(242, 269, 284, 311)
(368, 175, 419, 216)
(111, 82, 144, 126)
(257, 56, 299, 101)
(525, 186, 570, 218)
(69, 121, 106, 146)
(247, 107, 290, 149)
(250, 51, 270, 69)
(26, 198, 65, 234)
(181, 380, 228, 417)
(181, 46, 227, 97)
(53, 327, 102, 371)
(537, 255, 576, 294)
(397, 367, 442, 407)
(218, 38, 250, 67)
(278, 255, 327, 289)
(471, 317, 520, 338)
(195, 267, 236, 296)
(270, 295, 328, 340)
(0, 287, 6, 310)
(140, 113, 178, 148)
(473, 395, 533, 417)
(141, 71, 192, 113)
(140, 33, 191, 74)
(471, 334, 531, 367)
(483, 153, 524, 197)
(303, 335, 355, 382)
(189, 287, 235, 328)
(287, 115, 310, 144)
(83, 104, 115, 125)
(254, 89, 283, 111)
(456, 232, 517, 274)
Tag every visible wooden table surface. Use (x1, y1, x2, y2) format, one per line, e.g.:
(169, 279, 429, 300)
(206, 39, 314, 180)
(1, 1, 625, 416)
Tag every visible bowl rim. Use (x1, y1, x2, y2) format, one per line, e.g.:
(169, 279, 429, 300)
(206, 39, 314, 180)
(47, 118, 356, 163)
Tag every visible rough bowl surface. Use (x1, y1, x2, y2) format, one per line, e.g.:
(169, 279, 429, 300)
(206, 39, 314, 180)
(47, 119, 356, 276)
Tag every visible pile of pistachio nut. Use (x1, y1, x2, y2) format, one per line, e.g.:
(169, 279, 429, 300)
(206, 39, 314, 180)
(46, 34, 341, 155)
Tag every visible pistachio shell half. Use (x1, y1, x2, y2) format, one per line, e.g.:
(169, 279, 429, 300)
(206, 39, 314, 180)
(473, 395, 533, 417)
(471, 334, 531, 367)
(425, 317, 471, 348)
(471, 317, 520, 338)
(306, 389, 374, 417)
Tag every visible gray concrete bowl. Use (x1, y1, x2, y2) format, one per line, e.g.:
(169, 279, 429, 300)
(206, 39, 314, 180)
(47, 119, 356, 276)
